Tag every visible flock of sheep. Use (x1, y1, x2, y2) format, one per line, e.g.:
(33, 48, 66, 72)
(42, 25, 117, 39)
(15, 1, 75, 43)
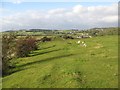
(67, 40, 87, 47)
(77, 40, 87, 47)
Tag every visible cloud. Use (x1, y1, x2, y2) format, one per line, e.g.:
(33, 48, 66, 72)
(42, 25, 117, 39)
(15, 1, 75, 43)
(11, 0, 24, 4)
(1, 3, 118, 31)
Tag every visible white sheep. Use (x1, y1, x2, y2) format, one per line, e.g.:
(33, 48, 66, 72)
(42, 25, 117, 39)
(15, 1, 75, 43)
(82, 41, 84, 44)
(89, 36, 92, 38)
(77, 40, 80, 44)
(83, 43, 87, 47)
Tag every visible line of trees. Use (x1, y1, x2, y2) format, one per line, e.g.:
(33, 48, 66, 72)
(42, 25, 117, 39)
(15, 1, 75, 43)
(2, 33, 38, 76)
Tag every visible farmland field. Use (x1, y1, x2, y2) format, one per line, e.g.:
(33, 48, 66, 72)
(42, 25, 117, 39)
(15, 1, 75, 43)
(2, 35, 118, 88)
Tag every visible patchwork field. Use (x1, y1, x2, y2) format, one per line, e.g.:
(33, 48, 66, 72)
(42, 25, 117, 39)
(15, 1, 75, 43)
(2, 35, 118, 88)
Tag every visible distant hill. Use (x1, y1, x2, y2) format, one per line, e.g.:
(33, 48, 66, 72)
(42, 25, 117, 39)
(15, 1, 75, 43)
(79, 27, 118, 36)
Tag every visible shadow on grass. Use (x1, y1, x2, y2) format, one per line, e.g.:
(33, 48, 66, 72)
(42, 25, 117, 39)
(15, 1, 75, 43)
(40, 45, 56, 50)
(29, 48, 62, 57)
(5, 54, 75, 76)
(10, 68, 27, 74)
(36, 45, 56, 51)
(3, 68, 27, 77)
(4, 48, 66, 76)
(17, 54, 75, 69)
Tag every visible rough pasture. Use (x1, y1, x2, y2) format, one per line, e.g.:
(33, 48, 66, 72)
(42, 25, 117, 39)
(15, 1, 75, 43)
(2, 35, 118, 88)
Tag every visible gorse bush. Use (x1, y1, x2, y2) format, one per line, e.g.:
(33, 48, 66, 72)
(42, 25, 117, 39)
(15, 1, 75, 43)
(62, 35, 74, 39)
(16, 36, 38, 57)
(2, 33, 16, 75)
(40, 36, 51, 42)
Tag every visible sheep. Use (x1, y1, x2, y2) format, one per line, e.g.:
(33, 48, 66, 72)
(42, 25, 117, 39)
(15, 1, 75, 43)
(83, 43, 87, 47)
(77, 40, 80, 44)
(77, 40, 87, 47)
(89, 36, 92, 38)
(82, 41, 85, 44)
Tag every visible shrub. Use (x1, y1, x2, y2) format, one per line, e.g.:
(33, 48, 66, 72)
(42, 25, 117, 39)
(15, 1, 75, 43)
(2, 33, 16, 75)
(62, 35, 74, 39)
(16, 36, 38, 57)
(40, 36, 51, 42)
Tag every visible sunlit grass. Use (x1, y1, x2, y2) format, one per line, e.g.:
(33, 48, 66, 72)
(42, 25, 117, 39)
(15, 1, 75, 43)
(2, 35, 118, 88)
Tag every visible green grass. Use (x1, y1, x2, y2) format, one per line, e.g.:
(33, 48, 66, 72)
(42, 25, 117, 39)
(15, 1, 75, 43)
(2, 35, 118, 88)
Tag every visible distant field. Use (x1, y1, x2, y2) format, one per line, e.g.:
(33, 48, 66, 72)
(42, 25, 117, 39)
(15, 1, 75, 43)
(2, 35, 118, 88)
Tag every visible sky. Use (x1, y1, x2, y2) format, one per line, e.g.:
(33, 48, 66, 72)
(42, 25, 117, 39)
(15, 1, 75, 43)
(0, 0, 119, 31)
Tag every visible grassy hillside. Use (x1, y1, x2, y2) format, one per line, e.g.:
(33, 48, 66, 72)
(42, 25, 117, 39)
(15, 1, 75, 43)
(2, 35, 118, 88)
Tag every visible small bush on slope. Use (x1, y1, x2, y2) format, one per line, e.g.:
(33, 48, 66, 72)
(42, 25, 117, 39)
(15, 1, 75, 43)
(16, 36, 38, 57)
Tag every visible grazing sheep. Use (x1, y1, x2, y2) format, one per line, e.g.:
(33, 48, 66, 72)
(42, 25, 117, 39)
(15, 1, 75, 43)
(83, 43, 87, 47)
(77, 40, 80, 44)
(82, 41, 84, 44)
(89, 36, 92, 38)
(77, 40, 87, 47)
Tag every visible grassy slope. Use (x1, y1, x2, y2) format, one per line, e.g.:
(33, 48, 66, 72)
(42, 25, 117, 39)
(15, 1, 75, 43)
(3, 35, 118, 88)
